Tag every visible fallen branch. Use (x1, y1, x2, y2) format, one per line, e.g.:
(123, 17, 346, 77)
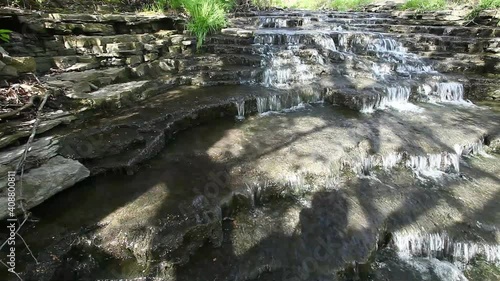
(0, 95, 35, 121)
(0, 88, 49, 278)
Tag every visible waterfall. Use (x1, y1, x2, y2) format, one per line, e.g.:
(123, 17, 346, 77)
(437, 82, 465, 102)
(235, 100, 245, 120)
(360, 86, 419, 113)
(382, 153, 403, 170)
(260, 51, 315, 88)
(368, 37, 406, 53)
(253, 18, 472, 112)
(259, 17, 289, 28)
(313, 33, 337, 51)
(256, 93, 322, 114)
(393, 231, 500, 268)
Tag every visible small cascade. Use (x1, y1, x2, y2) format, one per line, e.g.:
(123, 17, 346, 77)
(461, 138, 486, 156)
(348, 137, 485, 177)
(337, 33, 348, 51)
(259, 17, 289, 28)
(393, 231, 500, 267)
(360, 86, 418, 113)
(407, 154, 443, 171)
(368, 37, 406, 53)
(261, 52, 315, 88)
(396, 63, 434, 75)
(252, 17, 473, 112)
(254, 32, 305, 45)
(312, 33, 337, 51)
(235, 100, 245, 120)
(382, 153, 403, 170)
(381, 86, 411, 107)
(437, 82, 465, 102)
(256, 92, 322, 114)
(406, 154, 450, 177)
(451, 144, 463, 173)
(354, 156, 377, 176)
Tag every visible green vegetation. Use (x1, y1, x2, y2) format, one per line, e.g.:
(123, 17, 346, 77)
(466, 0, 500, 21)
(330, 0, 371, 11)
(184, 0, 231, 49)
(400, 0, 447, 10)
(464, 256, 500, 281)
(399, 0, 500, 12)
(145, 0, 230, 49)
(0, 29, 12, 43)
(143, 0, 169, 13)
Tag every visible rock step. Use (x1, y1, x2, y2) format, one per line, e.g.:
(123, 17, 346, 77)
(232, 11, 391, 18)
(183, 66, 263, 84)
(419, 52, 500, 74)
(350, 24, 500, 38)
(44, 67, 131, 96)
(218, 29, 497, 54)
(29, 13, 186, 36)
(175, 54, 262, 71)
(206, 35, 254, 46)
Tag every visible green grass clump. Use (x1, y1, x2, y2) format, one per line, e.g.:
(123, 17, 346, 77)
(400, 0, 447, 10)
(143, 0, 169, 13)
(145, 0, 231, 48)
(0, 29, 12, 43)
(184, 0, 230, 49)
(329, 0, 371, 11)
(467, 0, 500, 20)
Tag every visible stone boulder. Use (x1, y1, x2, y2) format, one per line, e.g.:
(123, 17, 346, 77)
(0, 56, 37, 77)
(0, 136, 90, 220)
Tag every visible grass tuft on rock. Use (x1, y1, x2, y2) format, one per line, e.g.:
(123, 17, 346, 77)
(184, 0, 230, 49)
(400, 0, 447, 11)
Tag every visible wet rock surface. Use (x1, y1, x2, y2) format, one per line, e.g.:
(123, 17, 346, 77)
(0, 6, 499, 281)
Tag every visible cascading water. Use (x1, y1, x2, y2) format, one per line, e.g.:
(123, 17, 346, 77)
(382, 153, 403, 171)
(253, 25, 466, 112)
(393, 231, 500, 268)
(235, 100, 245, 120)
(359, 86, 421, 113)
(256, 92, 323, 114)
(437, 82, 465, 102)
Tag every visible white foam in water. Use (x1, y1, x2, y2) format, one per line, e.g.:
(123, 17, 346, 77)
(437, 82, 464, 102)
(393, 231, 500, 268)
(256, 93, 322, 114)
(313, 33, 337, 51)
(382, 153, 403, 170)
(360, 86, 422, 113)
(368, 37, 406, 53)
(451, 144, 463, 173)
(406, 154, 449, 178)
(462, 138, 488, 157)
(262, 54, 315, 88)
(355, 156, 377, 176)
(259, 17, 289, 28)
(235, 101, 245, 120)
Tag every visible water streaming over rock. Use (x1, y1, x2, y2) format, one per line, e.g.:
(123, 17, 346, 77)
(235, 100, 245, 120)
(256, 92, 323, 114)
(382, 153, 404, 171)
(437, 82, 465, 102)
(252, 21, 467, 111)
(359, 86, 419, 113)
(393, 231, 500, 268)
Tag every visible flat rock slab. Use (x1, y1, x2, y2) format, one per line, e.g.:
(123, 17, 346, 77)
(0, 155, 89, 220)
(0, 112, 76, 149)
